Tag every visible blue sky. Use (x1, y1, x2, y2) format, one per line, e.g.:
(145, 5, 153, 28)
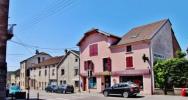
(7, 0, 188, 71)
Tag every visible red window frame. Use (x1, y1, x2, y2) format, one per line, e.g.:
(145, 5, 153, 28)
(89, 44, 98, 56)
(126, 56, 133, 68)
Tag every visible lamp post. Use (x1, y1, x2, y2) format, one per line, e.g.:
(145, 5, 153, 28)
(0, 0, 13, 99)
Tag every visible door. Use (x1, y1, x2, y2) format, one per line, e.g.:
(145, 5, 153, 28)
(104, 76, 111, 88)
(83, 77, 86, 91)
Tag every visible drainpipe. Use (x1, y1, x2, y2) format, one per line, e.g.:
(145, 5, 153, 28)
(149, 42, 154, 95)
(0, 0, 13, 99)
(78, 57, 81, 92)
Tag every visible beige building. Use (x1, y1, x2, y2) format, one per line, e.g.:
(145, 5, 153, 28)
(7, 69, 20, 86)
(29, 56, 64, 90)
(57, 50, 80, 91)
(20, 51, 51, 90)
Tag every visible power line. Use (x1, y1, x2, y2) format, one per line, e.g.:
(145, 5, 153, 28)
(19, 0, 76, 33)
(10, 39, 78, 51)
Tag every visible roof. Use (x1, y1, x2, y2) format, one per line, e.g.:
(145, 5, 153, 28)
(20, 52, 51, 63)
(33, 56, 64, 68)
(117, 19, 169, 45)
(77, 28, 121, 46)
(57, 50, 79, 68)
(70, 50, 80, 55)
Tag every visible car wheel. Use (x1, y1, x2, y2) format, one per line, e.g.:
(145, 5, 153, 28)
(103, 91, 108, 97)
(122, 92, 129, 98)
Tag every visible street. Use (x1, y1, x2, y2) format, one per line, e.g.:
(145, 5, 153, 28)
(29, 90, 188, 100)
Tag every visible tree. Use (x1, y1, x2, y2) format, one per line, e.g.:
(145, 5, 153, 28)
(154, 51, 188, 95)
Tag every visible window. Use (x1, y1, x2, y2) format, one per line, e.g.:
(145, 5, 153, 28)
(126, 56, 133, 68)
(75, 58, 78, 62)
(84, 61, 88, 71)
(45, 69, 47, 76)
(42, 57, 45, 61)
(61, 69, 64, 75)
(89, 77, 97, 89)
(84, 61, 94, 71)
(63, 80, 66, 84)
(39, 70, 41, 76)
(52, 69, 55, 76)
(89, 44, 98, 56)
(103, 58, 111, 71)
(60, 80, 63, 85)
(74, 69, 79, 76)
(38, 57, 41, 63)
(126, 45, 132, 52)
(75, 81, 79, 87)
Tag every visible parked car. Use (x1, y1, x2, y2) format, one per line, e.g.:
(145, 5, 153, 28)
(55, 84, 74, 94)
(9, 85, 21, 95)
(103, 82, 140, 98)
(45, 85, 58, 92)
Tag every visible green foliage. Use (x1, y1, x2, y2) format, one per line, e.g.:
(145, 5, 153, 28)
(175, 50, 186, 58)
(154, 51, 188, 94)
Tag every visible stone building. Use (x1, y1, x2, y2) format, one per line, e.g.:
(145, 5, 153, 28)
(29, 56, 64, 90)
(57, 50, 80, 91)
(20, 51, 51, 90)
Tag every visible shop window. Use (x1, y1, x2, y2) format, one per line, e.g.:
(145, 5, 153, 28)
(126, 56, 133, 68)
(89, 77, 97, 89)
(103, 57, 111, 71)
(89, 44, 98, 56)
(120, 76, 143, 90)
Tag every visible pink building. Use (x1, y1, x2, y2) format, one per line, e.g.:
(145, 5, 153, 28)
(77, 19, 180, 95)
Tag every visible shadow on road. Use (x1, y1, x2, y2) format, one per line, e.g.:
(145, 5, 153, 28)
(108, 95, 145, 98)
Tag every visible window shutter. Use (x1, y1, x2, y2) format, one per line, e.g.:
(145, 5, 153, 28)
(84, 61, 87, 70)
(94, 44, 98, 56)
(89, 45, 92, 56)
(107, 58, 111, 71)
(126, 56, 133, 67)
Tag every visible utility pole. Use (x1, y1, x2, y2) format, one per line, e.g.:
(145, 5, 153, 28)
(0, 0, 13, 99)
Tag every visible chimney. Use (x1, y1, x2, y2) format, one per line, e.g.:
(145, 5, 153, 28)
(36, 49, 39, 54)
(64, 49, 68, 54)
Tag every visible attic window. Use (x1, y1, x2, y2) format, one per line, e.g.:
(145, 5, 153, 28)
(130, 34, 139, 38)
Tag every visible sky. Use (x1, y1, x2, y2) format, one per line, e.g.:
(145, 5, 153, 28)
(7, 0, 188, 71)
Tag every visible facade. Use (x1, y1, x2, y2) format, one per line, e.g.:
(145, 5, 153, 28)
(20, 51, 51, 90)
(29, 56, 64, 90)
(7, 69, 20, 86)
(77, 19, 180, 94)
(57, 50, 80, 91)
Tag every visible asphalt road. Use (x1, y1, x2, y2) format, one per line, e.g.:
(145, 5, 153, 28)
(29, 90, 188, 100)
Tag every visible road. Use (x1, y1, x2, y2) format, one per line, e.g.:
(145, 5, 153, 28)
(29, 90, 188, 100)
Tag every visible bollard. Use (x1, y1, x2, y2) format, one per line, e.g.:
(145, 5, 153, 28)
(37, 92, 39, 100)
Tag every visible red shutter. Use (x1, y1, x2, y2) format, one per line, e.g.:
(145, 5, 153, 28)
(89, 44, 98, 56)
(89, 45, 92, 56)
(126, 56, 133, 67)
(84, 61, 88, 70)
(94, 44, 98, 56)
(107, 58, 111, 71)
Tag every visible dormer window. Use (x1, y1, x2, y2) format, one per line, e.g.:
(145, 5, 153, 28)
(126, 45, 132, 52)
